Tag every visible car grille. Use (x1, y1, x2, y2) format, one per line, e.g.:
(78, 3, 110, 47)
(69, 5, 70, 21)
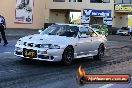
(28, 43, 34, 47)
(16, 51, 22, 55)
(23, 42, 41, 48)
(35, 44, 41, 48)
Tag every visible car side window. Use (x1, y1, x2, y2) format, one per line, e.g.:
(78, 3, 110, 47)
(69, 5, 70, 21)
(87, 27, 98, 37)
(79, 27, 97, 38)
(69, 26, 79, 37)
(79, 27, 90, 38)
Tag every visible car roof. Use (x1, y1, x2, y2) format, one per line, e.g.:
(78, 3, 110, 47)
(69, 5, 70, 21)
(54, 23, 86, 27)
(50, 23, 98, 34)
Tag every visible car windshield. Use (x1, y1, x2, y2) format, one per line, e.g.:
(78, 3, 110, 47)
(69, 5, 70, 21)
(40, 25, 79, 37)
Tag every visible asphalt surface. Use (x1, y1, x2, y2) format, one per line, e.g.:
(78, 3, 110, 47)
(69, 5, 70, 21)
(0, 33, 132, 88)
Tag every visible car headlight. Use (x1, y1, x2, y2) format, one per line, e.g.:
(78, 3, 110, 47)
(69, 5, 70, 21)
(17, 40, 23, 45)
(40, 44, 60, 49)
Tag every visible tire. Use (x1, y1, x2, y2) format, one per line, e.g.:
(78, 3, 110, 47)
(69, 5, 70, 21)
(62, 46, 74, 65)
(94, 44, 105, 60)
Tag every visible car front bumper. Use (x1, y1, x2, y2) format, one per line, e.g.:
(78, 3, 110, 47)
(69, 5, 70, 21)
(14, 46, 64, 62)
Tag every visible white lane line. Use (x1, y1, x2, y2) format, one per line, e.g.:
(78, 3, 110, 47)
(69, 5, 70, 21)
(4, 52, 13, 54)
(0, 52, 13, 54)
(99, 84, 114, 88)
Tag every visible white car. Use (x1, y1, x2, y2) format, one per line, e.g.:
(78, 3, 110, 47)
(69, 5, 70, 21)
(116, 27, 129, 35)
(15, 24, 107, 65)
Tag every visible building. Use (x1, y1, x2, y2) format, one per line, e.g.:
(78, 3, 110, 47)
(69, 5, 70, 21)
(0, 0, 132, 29)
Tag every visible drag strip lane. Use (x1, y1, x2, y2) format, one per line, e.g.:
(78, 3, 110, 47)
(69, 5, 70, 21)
(0, 44, 132, 88)
(0, 39, 132, 88)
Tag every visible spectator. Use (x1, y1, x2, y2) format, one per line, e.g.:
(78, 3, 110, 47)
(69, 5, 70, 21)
(129, 26, 132, 39)
(0, 15, 8, 46)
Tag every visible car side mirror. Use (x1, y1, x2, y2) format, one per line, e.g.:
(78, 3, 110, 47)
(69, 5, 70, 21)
(38, 30, 42, 33)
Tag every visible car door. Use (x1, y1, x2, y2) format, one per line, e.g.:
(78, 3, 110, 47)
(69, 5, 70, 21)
(87, 27, 100, 54)
(76, 26, 93, 56)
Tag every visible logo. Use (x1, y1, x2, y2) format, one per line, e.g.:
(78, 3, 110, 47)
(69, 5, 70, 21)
(84, 10, 92, 15)
(76, 66, 131, 85)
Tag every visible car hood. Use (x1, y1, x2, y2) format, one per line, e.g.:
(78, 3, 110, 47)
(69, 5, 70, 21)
(20, 34, 76, 45)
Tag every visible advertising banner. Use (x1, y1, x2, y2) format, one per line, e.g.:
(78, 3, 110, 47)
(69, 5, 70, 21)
(83, 9, 111, 17)
(82, 9, 112, 26)
(128, 15, 132, 26)
(15, 0, 33, 24)
(115, 4, 132, 12)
